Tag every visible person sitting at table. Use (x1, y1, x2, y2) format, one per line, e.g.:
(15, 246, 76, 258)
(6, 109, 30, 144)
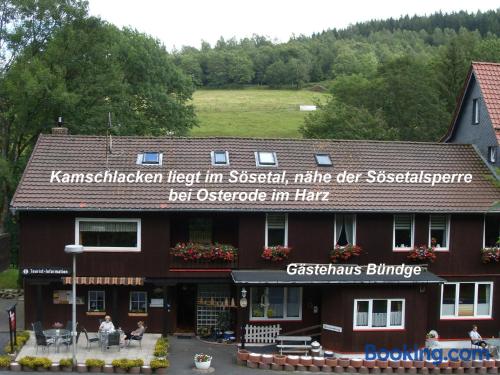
(469, 325, 488, 348)
(99, 315, 115, 333)
(124, 321, 145, 344)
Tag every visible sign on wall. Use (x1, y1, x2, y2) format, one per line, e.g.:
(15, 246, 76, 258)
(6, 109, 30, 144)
(323, 324, 342, 333)
(22, 267, 70, 276)
(53, 290, 84, 305)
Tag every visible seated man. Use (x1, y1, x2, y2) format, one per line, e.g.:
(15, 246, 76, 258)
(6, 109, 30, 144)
(469, 325, 488, 348)
(99, 315, 115, 333)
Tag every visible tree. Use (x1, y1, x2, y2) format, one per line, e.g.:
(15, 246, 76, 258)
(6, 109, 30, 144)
(264, 60, 288, 87)
(300, 97, 396, 140)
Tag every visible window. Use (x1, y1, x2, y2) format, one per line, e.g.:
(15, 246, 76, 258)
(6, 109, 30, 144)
(189, 218, 212, 243)
(250, 287, 302, 321)
(88, 291, 105, 312)
(265, 213, 288, 247)
(334, 214, 356, 247)
(429, 215, 450, 250)
(212, 151, 229, 165)
(256, 152, 277, 166)
(440, 282, 493, 319)
(315, 153, 332, 166)
(393, 214, 414, 250)
(130, 291, 147, 313)
(75, 218, 141, 251)
(472, 98, 480, 124)
(483, 215, 499, 248)
(353, 299, 405, 330)
(137, 152, 162, 165)
(488, 146, 497, 164)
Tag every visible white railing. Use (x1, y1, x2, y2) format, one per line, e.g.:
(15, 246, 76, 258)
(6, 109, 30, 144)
(244, 324, 281, 344)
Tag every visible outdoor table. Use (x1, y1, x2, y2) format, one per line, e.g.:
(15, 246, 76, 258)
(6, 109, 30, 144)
(98, 329, 124, 351)
(43, 329, 70, 353)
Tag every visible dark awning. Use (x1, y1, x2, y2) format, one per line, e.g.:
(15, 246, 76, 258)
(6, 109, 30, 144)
(231, 266, 445, 285)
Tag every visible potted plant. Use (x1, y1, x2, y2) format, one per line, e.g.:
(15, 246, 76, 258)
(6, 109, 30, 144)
(194, 354, 212, 370)
(52, 322, 63, 329)
(425, 330, 439, 348)
(112, 359, 131, 374)
(59, 358, 74, 372)
(18, 356, 36, 371)
(171, 242, 237, 262)
(34, 357, 51, 372)
(330, 244, 362, 263)
(407, 245, 437, 263)
(150, 359, 169, 374)
(85, 359, 105, 373)
(129, 359, 144, 374)
(481, 246, 499, 263)
(261, 246, 291, 261)
(153, 337, 169, 357)
(0, 356, 11, 370)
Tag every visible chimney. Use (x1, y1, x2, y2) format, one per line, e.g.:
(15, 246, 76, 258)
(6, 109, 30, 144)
(51, 116, 68, 135)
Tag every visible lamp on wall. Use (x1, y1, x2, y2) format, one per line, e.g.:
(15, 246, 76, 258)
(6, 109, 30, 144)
(239, 288, 248, 308)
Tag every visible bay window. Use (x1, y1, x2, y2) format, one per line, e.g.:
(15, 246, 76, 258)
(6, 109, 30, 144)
(334, 214, 356, 247)
(440, 282, 493, 319)
(76, 218, 141, 251)
(250, 287, 301, 321)
(353, 299, 405, 329)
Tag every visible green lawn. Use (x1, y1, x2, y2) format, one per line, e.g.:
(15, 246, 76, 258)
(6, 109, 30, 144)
(190, 88, 327, 138)
(0, 268, 19, 289)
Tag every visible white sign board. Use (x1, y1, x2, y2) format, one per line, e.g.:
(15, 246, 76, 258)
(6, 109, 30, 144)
(299, 105, 317, 111)
(323, 324, 342, 333)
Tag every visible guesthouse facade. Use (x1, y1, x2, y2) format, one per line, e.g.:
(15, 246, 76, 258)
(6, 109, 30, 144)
(11, 133, 499, 354)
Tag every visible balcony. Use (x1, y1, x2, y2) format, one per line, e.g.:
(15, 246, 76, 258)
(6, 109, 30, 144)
(169, 242, 238, 270)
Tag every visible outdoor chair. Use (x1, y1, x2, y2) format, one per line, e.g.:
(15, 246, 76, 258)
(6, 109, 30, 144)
(82, 327, 100, 351)
(61, 330, 81, 351)
(106, 331, 121, 351)
(128, 326, 147, 348)
(35, 332, 54, 354)
(32, 321, 43, 334)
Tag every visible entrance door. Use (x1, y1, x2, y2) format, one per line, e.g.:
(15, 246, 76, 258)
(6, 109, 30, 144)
(176, 284, 196, 333)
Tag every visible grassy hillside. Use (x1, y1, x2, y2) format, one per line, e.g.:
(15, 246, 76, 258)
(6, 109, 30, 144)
(190, 88, 327, 138)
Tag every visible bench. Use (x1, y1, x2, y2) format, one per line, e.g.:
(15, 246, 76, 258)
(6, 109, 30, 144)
(276, 335, 312, 355)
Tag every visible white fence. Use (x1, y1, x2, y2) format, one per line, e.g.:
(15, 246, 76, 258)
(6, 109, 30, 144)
(244, 324, 281, 344)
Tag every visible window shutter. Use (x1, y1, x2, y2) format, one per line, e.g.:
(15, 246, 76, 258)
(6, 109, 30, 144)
(431, 215, 447, 230)
(394, 215, 411, 229)
(267, 214, 286, 229)
(80, 221, 137, 232)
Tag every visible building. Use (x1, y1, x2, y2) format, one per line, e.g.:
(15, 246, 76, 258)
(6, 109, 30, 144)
(442, 62, 500, 168)
(10, 132, 499, 354)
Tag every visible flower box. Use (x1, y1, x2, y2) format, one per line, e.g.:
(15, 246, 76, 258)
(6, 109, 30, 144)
(481, 247, 499, 263)
(261, 246, 291, 261)
(330, 244, 362, 263)
(407, 245, 437, 263)
(171, 242, 237, 262)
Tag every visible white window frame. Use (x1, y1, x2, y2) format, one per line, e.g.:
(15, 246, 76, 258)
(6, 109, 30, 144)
(88, 290, 105, 312)
(392, 214, 415, 251)
(136, 152, 163, 166)
(488, 146, 497, 163)
(334, 214, 357, 247)
(428, 214, 450, 251)
(255, 151, 278, 167)
(211, 151, 229, 166)
(265, 213, 288, 247)
(472, 98, 480, 125)
(249, 287, 302, 322)
(440, 282, 493, 319)
(75, 218, 141, 252)
(483, 215, 500, 248)
(353, 299, 405, 330)
(129, 291, 148, 313)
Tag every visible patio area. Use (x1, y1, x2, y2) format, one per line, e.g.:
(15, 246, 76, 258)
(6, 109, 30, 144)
(15, 331, 161, 364)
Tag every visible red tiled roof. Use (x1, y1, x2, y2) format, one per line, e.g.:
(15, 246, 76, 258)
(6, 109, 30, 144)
(472, 62, 500, 142)
(10, 135, 499, 213)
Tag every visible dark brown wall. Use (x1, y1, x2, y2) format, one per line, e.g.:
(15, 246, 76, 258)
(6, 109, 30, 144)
(321, 285, 428, 353)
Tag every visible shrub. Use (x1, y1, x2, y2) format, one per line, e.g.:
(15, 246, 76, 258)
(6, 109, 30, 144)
(0, 355, 11, 368)
(130, 359, 144, 368)
(150, 359, 169, 369)
(4, 331, 31, 354)
(153, 337, 169, 357)
(59, 358, 73, 367)
(18, 356, 36, 369)
(33, 357, 52, 369)
(85, 359, 105, 368)
(112, 358, 143, 370)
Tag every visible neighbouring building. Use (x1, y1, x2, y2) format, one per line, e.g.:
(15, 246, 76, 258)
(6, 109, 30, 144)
(442, 61, 500, 168)
(10, 132, 499, 354)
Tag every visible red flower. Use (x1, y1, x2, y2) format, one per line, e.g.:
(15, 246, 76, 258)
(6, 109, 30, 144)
(330, 244, 363, 263)
(261, 246, 292, 261)
(407, 245, 437, 263)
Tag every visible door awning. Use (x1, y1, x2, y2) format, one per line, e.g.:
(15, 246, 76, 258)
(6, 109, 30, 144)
(62, 276, 144, 286)
(231, 267, 445, 285)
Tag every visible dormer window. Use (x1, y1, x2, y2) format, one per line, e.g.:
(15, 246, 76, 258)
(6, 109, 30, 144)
(212, 151, 229, 165)
(315, 153, 332, 166)
(256, 152, 277, 167)
(137, 152, 162, 165)
(488, 146, 497, 163)
(472, 98, 480, 124)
